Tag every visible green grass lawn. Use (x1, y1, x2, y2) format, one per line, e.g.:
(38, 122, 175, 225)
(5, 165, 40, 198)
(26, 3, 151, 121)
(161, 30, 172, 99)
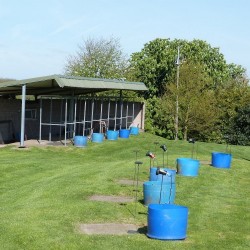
(0, 133, 249, 250)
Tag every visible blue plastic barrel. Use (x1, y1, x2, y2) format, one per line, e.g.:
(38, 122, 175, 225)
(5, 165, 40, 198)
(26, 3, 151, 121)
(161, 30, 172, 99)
(177, 158, 200, 177)
(130, 126, 139, 135)
(212, 152, 232, 168)
(91, 133, 104, 143)
(150, 167, 176, 183)
(74, 136, 87, 147)
(147, 204, 188, 240)
(106, 130, 119, 141)
(143, 181, 176, 205)
(119, 129, 130, 138)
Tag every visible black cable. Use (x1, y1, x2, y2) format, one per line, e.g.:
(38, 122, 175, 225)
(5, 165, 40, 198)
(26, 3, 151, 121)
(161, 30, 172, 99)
(159, 174, 164, 204)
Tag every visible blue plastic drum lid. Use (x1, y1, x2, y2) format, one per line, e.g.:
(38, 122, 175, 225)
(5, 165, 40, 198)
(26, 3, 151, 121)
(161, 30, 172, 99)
(211, 152, 232, 168)
(119, 129, 130, 138)
(177, 158, 200, 177)
(91, 133, 104, 143)
(147, 204, 188, 240)
(143, 181, 176, 206)
(149, 167, 176, 183)
(74, 136, 87, 147)
(106, 130, 119, 140)
(130, 126, 139, 135)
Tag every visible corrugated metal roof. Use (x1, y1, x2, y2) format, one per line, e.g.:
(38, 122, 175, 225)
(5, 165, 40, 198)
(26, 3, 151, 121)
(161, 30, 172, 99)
(0, 75, 147, 96)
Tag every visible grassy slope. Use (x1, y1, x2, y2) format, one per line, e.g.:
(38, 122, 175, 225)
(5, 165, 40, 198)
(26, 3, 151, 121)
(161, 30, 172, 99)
(0, 133, 249, 250)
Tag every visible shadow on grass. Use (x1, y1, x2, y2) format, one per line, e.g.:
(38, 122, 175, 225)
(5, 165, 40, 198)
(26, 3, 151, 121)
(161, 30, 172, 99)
(127, 226, 147, 235)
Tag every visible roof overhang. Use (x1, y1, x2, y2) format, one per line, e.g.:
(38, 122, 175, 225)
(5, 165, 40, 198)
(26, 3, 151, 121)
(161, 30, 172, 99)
(0, 75, 148, 96)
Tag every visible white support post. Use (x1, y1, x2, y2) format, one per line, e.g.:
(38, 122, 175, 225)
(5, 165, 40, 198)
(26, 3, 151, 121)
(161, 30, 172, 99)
(119, 90, 123, 130)
(20, 84, 26, 148)
(49, 97, 52, 141)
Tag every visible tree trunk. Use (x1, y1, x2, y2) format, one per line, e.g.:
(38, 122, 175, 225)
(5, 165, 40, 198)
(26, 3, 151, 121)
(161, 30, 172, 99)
(183, 107, 189, 141)
(184, 125, 188, 141)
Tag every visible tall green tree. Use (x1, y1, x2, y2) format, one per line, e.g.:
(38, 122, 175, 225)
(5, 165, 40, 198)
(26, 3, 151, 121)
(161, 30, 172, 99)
(161, 62, 219, 140)
(227, 104, 250, 146)
(129, 38, 248, 141)
(215, 75, 250, 141)
(64, 37, 128, 79)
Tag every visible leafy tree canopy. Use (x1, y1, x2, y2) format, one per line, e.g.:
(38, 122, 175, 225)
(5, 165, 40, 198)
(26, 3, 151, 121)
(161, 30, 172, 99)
(227, 104, 250, 146)
(64, 37, 128, 80)
(161, 62, 219, 140)
(129, 38, 247, 98)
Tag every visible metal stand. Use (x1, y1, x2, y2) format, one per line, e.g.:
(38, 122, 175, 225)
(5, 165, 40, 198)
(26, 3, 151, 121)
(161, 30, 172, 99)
(160, 144, 167, 167)
(156, 168, 172, 204)
(133, 150, 139, 187)
(154, 141, 159, 155)
(189, 138, 196, 158)
(134, 161, 143, 218)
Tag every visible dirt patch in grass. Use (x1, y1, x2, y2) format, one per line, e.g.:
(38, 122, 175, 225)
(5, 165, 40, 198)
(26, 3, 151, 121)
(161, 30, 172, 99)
(89, 195, 134, 203)
(79, 223, 139, 235)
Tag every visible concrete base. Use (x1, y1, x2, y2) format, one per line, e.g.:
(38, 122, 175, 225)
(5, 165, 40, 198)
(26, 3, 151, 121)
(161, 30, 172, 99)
(89, 195, 133, 203)
(79, 223, 139, 235)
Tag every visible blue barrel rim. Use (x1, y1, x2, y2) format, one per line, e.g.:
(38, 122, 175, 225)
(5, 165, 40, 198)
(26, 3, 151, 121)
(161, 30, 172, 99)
(176, 157, 200, 163)
(212, 151, 232, 156)
(148, 203, 188, 210)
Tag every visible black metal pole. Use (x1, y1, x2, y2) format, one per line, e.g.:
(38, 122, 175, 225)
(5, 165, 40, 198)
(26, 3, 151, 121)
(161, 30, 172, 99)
(134, 161, 143, 218)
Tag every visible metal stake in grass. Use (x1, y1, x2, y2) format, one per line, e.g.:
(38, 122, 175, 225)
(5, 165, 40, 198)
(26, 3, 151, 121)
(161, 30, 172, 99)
(224, 135, 232, 154)
(146, 151, 155, 169)
(134, 161, 143, 218)
(153, 141, 159, 156)
(160, 144, 167, 167)
(133, 150, 139, 187)
(156, 168, 170, 204)
(189, 138, 196, 159)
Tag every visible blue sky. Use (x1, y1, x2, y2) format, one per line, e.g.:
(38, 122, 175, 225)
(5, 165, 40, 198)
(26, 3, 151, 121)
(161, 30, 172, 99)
(0, 0, 249, 79)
